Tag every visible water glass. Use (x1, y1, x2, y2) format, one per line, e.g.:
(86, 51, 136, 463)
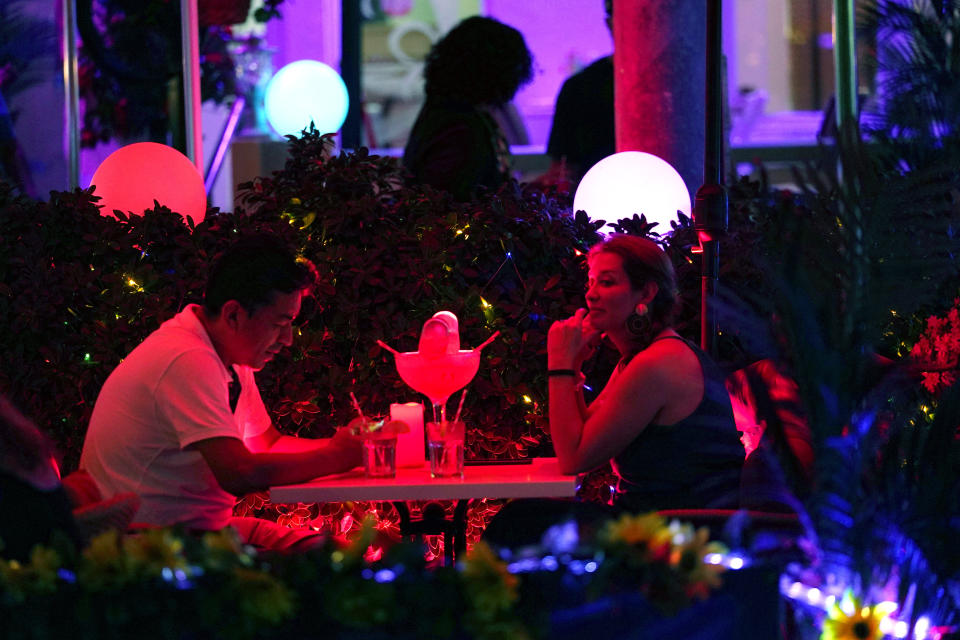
(363, 435, 398, 478)
(426, 420, 465, 478)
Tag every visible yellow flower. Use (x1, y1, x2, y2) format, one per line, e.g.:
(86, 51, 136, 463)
(0, 547, 62, 600)
(79, 529, 131, 587)
(232, 567, 296, 626)
(121, 528, 188, 576)
(203, 526, 245, 554)
(462, 541, 519, 615)
(24, 546, 61, 590)
(202, 527, 254, 569)
(821, 590, 897, 640)
(600, 512, 673, 561)
(668, 526, 727, 599)
(462, 542, 529, 640)
(343, 515, 378, 562)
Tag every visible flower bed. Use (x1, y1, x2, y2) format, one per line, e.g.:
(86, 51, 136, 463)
(0, 513, 755, 640)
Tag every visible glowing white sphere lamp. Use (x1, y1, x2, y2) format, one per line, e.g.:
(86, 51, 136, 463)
(264, 60, 349, 138)
(573, 151, 691, 233)
(90, 142, 207, 225)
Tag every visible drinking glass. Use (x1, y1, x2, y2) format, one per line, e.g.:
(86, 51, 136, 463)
(426, 420, 465, 478)
(362, 433, 398, 478)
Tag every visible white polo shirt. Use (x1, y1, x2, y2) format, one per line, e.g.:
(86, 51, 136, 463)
(80, 304, 271, 530)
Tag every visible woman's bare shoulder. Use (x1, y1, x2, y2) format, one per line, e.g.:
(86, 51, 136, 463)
(626, 336, 698, 373)
(621, 338, 704, 404)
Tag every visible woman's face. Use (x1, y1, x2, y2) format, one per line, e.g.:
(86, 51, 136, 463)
(585, 252, 645, 333)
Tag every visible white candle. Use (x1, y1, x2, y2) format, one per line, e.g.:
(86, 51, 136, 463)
(390, 402, 425, 467)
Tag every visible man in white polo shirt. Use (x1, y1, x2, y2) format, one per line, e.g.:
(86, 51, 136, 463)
(80, 233, 361, 551)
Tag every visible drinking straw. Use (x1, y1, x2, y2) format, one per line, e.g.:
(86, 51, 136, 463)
(475, 331, 500, 352)
(453, 388, 468, 424)
(349, 392, 365, 419)
(376, 339, 401, 355)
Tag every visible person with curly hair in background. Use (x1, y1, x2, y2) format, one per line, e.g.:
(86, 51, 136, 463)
(402, 16, 533, 201)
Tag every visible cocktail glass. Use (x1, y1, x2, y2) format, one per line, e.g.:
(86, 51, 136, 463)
(427, 419, 466, 478)
(362, 432, 398, 478)
(393, 349, 480, 424)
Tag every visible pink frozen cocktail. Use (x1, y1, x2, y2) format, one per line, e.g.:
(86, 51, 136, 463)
(378, 311, 497, 424)
(394, 350, 480, 406)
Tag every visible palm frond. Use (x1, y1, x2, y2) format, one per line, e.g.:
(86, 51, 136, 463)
(722, 110, 960, 621)
(0, 1, 57, 101)
(858, 0, 960, 149)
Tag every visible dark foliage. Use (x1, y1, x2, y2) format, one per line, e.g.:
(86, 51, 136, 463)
(0, 1, 57, 104)
(0, 128, 603, 475)
(236, 130, 602, 463)
(728, 120, 960, 627)
(858, 0, 960, 168)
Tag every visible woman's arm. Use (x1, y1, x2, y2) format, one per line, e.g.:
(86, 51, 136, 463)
(549, 339, 700, 475)
(582, 364, 622, 421)
(546, 309, 609, 473)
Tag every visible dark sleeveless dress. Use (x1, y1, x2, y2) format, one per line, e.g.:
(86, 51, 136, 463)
(611, 336, 745, 511)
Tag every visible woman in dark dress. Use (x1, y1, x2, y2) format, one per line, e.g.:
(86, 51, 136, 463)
(548, 235, 744, 511)
(484, 236, 744, 547)
(402, 16, 532, 201)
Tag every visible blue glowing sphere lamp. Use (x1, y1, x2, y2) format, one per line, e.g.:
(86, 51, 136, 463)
(264, 60, 349, 138)
(573, 151, 691, 234)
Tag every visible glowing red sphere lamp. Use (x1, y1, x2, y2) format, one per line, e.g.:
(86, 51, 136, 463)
(90, 142, 207, 226)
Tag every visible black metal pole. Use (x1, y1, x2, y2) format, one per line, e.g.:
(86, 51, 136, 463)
(340, 0, 362, 149)
(693, 0, 728, 356)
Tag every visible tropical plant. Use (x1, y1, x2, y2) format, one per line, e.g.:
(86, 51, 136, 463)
(727, 119, 960, 635)
(0, 0, 57, 104)
(857, 0, 960, 172)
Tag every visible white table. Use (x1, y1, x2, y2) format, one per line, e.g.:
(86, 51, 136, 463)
(270, 457, 577, 562)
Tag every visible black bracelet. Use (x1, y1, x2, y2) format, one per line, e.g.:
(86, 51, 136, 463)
(547, 369, 578, 377)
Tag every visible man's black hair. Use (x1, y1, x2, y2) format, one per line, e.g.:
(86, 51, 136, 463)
(203, 233, 316, 315)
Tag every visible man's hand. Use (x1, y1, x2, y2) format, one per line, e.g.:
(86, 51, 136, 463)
(192, 429, 363, 496)
(328, 427, 363, 469)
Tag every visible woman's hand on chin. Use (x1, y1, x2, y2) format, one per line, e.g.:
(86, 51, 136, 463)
(548, 308, 602, 369)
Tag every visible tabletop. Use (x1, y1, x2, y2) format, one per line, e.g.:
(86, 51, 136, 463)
(269, 457, 577, 504)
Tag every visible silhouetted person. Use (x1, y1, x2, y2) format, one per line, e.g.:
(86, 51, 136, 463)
(402, 16, 533, 201)
(542, 0, 615, 192)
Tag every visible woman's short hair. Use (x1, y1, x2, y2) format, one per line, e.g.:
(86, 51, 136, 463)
(424, 16, 533, 106)
(204, 233, 316, 315)
(588, 234, 680, 326)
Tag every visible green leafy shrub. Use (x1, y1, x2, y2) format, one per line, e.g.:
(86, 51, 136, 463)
(0, 129, 602, 476)
(0, 516, 738, 640)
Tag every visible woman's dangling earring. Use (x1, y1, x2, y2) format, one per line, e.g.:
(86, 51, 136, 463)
(627, 303, 649, 337)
